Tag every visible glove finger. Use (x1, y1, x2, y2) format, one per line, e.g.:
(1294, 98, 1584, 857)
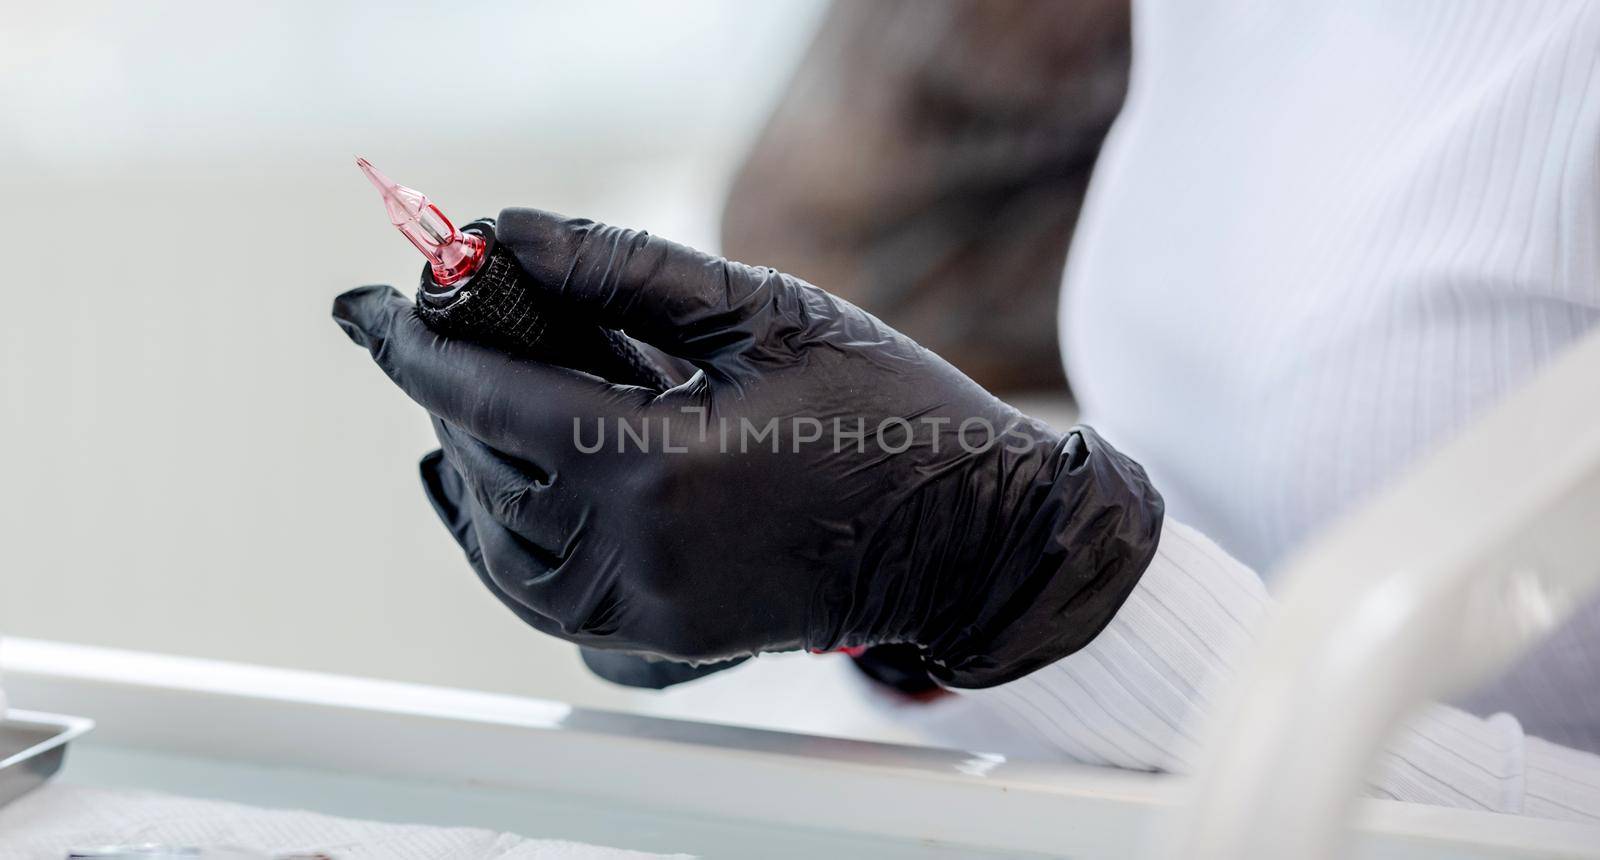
(471, 498, 625, 644)
(420, 449, 572, 640)
(580, 648, 749, 690)
(425, 447, 630, 652)
(432, 416, 573, 555)
(442, 481, 575, 642)
(419, 448, 480, 560)
(496, 207, 794, 366)
(332, 284, 658, 465)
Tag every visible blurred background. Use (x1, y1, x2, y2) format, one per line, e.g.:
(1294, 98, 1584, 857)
(1, 0, 1123, 740)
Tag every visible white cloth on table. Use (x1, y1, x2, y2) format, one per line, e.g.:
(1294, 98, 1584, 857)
(0, 785, 686, 860)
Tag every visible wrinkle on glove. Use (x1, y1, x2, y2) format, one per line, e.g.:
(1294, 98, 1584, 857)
(423, 448, 746, 689)
(335, 207, 1163, 688)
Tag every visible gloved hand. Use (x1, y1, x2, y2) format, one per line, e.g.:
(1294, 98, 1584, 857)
(418, 446, 745, 689)
(333, 207, 1163, 688)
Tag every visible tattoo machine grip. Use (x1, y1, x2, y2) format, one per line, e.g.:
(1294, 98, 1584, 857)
(414, 219, 672, 391)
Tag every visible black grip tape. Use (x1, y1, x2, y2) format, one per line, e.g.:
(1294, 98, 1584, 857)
(414, 220, 671, 391)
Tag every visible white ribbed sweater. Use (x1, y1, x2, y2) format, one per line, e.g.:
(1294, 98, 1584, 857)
(964, 0, 1600, 821)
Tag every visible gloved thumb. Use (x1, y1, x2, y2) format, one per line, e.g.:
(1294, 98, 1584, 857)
(495, 207, 791, 365)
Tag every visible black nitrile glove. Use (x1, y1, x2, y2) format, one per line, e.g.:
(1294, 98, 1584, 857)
(333, 207, 1163, 688)
(419, 447, 744, 689)
(428, 441, 911, 691)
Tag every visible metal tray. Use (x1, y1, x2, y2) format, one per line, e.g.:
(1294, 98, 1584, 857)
(0, 708, 94, 810)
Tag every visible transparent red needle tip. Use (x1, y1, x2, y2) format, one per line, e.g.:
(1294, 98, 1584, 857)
(356, 156, 485, 286)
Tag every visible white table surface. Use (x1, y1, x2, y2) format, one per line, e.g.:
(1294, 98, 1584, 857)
(4, 638, 1598, 860)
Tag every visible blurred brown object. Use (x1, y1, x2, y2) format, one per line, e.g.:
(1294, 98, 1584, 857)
(722, 0, 1131, 393)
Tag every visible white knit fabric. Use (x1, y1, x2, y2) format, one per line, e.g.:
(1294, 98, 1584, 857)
(964, 0, 1600, 822)
(1060, 0, 1600, 754)
(969, 521, 1600, 821)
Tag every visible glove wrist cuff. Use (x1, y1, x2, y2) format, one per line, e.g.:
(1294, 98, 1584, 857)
(920, 426, 1164, 689)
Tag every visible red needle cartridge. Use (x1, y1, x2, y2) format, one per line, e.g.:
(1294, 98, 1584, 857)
(356, 156, 486, 286)
(353, 157, 672, 391)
